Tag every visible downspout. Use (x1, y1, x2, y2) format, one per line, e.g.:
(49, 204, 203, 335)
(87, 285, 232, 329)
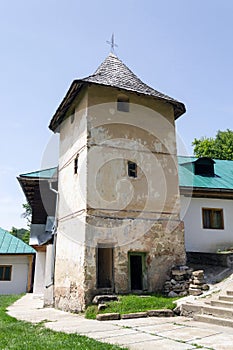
(45, 181, 59, 294)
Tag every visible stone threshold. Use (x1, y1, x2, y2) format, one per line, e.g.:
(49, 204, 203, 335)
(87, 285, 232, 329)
(96, 308, 174, 321)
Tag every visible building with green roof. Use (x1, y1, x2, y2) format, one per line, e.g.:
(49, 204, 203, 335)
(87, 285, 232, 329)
(178, 156, 233, 253)
(0, 228, 35, 294)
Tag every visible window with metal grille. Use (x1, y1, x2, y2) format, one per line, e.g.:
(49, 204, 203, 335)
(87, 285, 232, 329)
(202, 208, 224, 229)
(0, 265, 12, 281)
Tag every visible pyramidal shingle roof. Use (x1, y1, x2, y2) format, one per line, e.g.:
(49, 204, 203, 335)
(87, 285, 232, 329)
(0, 228, 35, 254)
(49, 53, 185, 131)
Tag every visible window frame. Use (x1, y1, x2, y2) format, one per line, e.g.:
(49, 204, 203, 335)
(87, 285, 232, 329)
(0, 265, 12, 281)
(202, 208, 224, 230)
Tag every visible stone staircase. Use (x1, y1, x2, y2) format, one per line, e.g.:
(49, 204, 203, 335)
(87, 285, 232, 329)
(181, 290, 233, 327)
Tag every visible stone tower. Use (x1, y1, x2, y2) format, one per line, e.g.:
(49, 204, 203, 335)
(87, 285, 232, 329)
(49, 53, 186, 312)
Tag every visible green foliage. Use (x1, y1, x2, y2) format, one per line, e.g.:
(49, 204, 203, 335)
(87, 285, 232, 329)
(10, 227, 30, 244)
(10, 202, 32, 244)
(22, 202, 32, 228)
(192, 129, 233, 160)
(85, 305, 98, 319)
(0, 295, 125, 350)
(85, 294, 178, 319)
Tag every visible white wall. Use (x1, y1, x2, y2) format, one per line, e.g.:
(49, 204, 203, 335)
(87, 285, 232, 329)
(33, 251, 46, 295)
(0, 255, 30, 294)
(181, 196, 233, 252)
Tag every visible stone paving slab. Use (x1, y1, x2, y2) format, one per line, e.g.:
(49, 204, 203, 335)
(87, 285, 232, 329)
(129, 338, 196, 350)
(97, 332, 162, 346)
(7, 294, 233, 350)
(156, 326, 221, 342)
(79, 329, 138, 340)
(192, 333, 233, 350)
(111, 316, 182, 327)
(45, 320, 120, 334)
(135, 323, 186, 333)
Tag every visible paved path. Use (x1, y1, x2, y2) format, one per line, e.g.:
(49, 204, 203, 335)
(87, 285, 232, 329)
(7, 294, 233, 349)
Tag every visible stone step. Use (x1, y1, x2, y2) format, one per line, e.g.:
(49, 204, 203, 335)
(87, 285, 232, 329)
(202, 305, 233, 318)
(219, 295, 233, 302)
(180, 303, 202, 317)
(226, 290, 233, 296)
(211, 300, 233, 309)
(194, 314, 233, 328)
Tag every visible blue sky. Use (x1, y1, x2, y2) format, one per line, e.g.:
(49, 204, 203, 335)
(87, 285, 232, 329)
(0, 0, 232, 230)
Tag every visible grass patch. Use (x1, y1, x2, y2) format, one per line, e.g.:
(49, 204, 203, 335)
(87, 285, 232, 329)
(0, 295, 126, 350)
(85, 294, 178, 319)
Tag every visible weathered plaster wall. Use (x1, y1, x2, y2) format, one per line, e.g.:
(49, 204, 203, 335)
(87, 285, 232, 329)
(54, 231, 86, 312)
(82, 85, 185, 304)
(84, 217, 185, 302)
(54, 90, 88, 312)
(181, 195, 233, 253)
(54, 84, 184, 311)
(86, 85, 180, 216)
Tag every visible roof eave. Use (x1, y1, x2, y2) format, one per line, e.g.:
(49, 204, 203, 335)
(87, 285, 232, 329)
(49, 80, 186, 131)
(180, 186, 233, 199)
(49, 80, 86, 132)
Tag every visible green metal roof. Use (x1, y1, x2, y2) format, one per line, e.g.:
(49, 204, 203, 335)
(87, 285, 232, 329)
(178, 156, 233, 190)
(19, 167, 57, 179)
(0, 228, 35, 254)
(19, 158, 233, 191)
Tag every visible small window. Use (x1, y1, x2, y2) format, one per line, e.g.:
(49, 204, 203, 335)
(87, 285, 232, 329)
(0, 265, 12, 281)
(128, 161, 137, 178)
(117, 95, 129, 112)
(74, 154, 79, 174)
(202, 208, 224, 229)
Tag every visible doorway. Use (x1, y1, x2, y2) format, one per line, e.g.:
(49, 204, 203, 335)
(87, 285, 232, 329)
(97, 247, 113, 288)
(129, 253, 144, 290)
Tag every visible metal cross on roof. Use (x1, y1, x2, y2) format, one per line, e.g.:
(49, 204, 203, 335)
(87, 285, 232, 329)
(106, 33, 118, 53)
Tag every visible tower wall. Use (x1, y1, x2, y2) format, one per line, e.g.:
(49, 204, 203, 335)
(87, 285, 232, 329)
(54, 90, 88, 312)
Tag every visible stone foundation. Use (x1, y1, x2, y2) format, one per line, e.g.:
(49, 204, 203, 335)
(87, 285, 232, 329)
(54, 217, 185, 312)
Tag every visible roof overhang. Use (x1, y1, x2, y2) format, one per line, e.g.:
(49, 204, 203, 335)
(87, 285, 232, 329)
(49, 80, 186, 132)
(17, 175, 57, 225)
(180, 186, 233, 199)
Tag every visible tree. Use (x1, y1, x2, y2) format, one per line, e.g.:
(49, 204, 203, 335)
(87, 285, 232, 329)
(10, 227, 30, 244)
(10, 203, 32, 245)
(192, 129, 233, 160)
(21, 202, 32, 228)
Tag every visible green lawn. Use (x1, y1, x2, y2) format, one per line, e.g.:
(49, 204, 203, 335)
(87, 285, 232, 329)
(86, 294, 178, 319)
(0, 295, 126, 350)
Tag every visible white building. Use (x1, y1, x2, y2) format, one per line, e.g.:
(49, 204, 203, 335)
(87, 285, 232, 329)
(179, 156, 233, 253)
(0, 228, 35, 294)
